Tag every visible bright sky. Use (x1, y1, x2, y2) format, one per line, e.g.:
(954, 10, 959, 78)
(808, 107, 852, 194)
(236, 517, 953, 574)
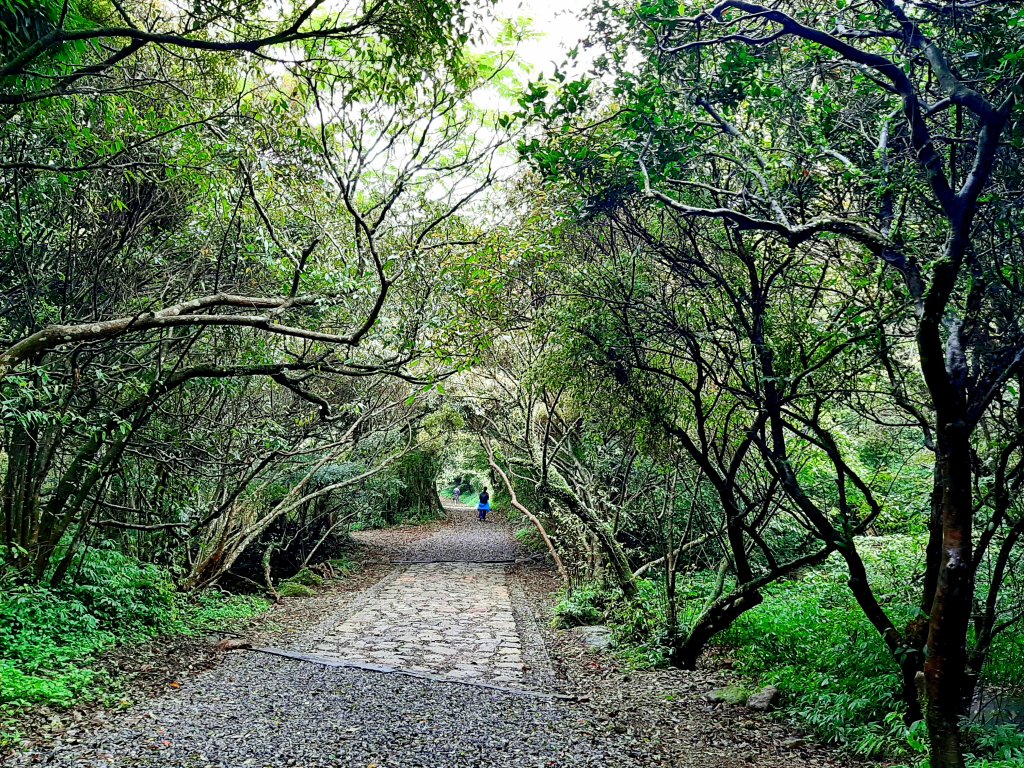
(490, 0, 593, 78)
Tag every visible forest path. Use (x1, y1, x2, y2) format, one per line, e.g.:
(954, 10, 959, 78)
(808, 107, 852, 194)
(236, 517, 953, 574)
(314, 504, 546, 688)
(10, 505, 858, 768)
(10, 505, 651, 767)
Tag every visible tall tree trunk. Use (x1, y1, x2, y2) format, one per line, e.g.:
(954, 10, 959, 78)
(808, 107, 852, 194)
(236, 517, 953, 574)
(923, 428, 974, 768)
(917, 221, 977, 768)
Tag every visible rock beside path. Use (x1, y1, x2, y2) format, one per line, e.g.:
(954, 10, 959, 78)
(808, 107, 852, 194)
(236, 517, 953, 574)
(578, 626, 614, 651)
(746, 686, 781, 712)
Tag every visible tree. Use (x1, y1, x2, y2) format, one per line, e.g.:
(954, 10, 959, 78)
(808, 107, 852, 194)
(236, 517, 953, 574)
(519, 1, 1024, 763)
(1, 0, 512, 584)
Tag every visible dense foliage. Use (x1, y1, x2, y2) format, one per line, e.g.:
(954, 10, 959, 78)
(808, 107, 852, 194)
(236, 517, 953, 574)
(3, 2, 1023, 767)
(1, 0, 507, 588)
(0, 545, 267, 744)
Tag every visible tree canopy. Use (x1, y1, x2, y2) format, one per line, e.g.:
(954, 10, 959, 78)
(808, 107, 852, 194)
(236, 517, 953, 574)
(3, 2, 1024, 766)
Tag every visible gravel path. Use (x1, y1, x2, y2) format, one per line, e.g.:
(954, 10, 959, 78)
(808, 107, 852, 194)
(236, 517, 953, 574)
(399, 503, 516, 562)
(21, 654, 654, 768)
(11, 504, 659, 767)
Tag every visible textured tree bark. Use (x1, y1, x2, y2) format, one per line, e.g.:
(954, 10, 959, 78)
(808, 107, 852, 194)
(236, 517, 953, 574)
(922, 431, 974, 768)
(541, 483, 637, 598)
(485, 442, 568, 584)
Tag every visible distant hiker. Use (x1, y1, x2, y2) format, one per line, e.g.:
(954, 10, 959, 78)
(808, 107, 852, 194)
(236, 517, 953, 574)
(453, 485, 461, 504)
(477, 488, 490, 521)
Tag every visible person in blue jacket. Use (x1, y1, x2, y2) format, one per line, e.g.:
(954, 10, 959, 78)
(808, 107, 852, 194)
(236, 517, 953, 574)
(477, 488, 490, 521)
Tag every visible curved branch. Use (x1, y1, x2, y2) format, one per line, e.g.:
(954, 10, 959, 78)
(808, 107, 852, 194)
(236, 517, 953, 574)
(0, 292, 374, 378)
(642, 176, 890, 251)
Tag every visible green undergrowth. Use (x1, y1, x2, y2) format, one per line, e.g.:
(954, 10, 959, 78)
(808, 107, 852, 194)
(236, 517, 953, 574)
(276, 581, 314, 597)
(442, 488, 482, 507)
(719, 538, 1024, 764)
(0, 546, 269, 744)
(347, 504, 446, 531)
(719, 549, 915, 759)
(552, 573, 726, 669)
(276, 559, 361, 597)
(328, 557, 358, 575)
(514, 525, 546, 553)
(554, 537, 1023, 764)
(284, 567, 323, 587)
(553, 583, 616, 628)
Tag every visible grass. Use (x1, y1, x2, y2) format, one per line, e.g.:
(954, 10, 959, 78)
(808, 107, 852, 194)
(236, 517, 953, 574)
(285, 567, 323, 587)
(0, 545, 269, 745)
(514, 525, 547, 553)
(718, 537, 1024, 763)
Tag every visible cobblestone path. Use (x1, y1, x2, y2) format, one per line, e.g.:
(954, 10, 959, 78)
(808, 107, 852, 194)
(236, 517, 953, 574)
(314, 505, 540, 687)
(315, 563, 525, 683)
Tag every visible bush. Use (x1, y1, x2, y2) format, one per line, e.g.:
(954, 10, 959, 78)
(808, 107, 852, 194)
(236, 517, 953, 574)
(0, 546, 269, 731)
(287, 568, 323, 587)
(704, 535, 1024, 762)
(608, 579, 671, 668)
(553, 584, 615, 628)
(963, 723, 1024, 767)
(277, 581, 315, 598)
(718, 546, 916, 757)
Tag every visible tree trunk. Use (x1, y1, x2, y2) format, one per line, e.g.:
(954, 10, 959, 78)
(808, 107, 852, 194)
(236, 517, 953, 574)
(923, 430, 974, 768)
(676, 589, 764, 670)
(542, 482, 637, 598)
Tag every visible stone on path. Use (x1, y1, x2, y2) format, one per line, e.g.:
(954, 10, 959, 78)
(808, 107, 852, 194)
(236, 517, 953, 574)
(577, 625, 614, 651)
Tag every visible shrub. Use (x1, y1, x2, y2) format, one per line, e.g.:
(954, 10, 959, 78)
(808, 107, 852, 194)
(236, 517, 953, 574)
(710, 535, 1023, 762)
(718, 550, 914, 757)
(553, 584, 615, 628)
(277, 582, 315, 598)
(0, 546, 268, 730)
(287, 568, 323, 587)
(608, 578, 671, 668)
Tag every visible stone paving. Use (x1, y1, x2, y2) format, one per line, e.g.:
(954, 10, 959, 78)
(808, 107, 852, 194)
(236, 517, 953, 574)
(313, 505, 534, 686)
(315, 562, 526, 684)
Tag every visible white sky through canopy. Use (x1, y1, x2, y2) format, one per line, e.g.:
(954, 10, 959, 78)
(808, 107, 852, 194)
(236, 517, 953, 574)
(490, 0, 593, 77)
